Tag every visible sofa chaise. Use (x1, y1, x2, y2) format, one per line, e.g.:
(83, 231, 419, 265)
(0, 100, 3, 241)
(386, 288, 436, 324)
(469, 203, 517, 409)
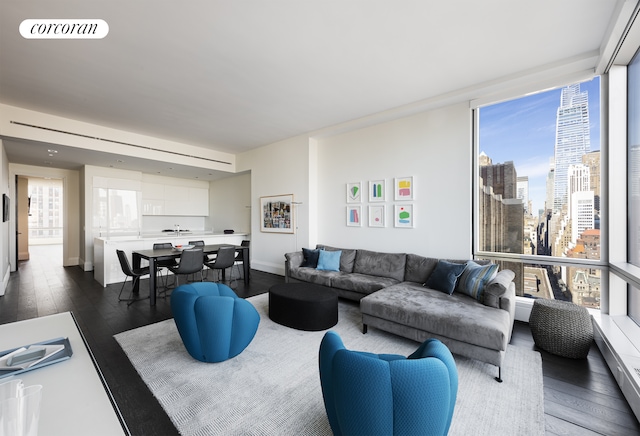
(284, 245, 516, 381)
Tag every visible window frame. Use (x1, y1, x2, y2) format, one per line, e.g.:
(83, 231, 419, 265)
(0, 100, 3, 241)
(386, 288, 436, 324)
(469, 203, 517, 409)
(471, 79, 608, 312)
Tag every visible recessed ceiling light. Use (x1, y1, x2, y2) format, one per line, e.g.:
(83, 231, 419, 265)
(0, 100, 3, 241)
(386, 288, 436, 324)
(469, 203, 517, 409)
(116, 159, 124, 163)
(47, 149, 58, 153)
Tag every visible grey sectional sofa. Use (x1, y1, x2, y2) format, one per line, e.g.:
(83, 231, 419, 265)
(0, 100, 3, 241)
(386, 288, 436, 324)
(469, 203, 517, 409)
(284, 244, 516, 381)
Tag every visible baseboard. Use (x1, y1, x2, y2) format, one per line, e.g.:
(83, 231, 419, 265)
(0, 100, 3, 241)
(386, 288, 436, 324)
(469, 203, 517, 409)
(251, 260, 284, 276)
(593, 314, 640, 422)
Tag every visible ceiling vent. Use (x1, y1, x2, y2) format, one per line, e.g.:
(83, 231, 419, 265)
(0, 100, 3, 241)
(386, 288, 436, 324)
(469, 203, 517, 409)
(10, 121, 232, 166)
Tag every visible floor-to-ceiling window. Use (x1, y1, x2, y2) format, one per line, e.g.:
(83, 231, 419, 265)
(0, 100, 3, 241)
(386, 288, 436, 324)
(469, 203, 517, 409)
(474, 77, 604, 310)
(28, 177, 63, 245)
(627, 48, 640, 326)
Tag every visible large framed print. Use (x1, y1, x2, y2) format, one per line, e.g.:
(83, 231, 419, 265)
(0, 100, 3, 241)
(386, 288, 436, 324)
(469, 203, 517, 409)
(260, 194, 294, 233)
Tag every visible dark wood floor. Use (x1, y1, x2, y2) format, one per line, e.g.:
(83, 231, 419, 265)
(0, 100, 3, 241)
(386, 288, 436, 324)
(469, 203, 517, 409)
(1, 245, 639, 435)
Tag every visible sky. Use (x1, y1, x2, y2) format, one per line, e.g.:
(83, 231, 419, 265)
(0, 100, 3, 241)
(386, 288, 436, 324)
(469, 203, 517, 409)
(478, 76, 601, 214)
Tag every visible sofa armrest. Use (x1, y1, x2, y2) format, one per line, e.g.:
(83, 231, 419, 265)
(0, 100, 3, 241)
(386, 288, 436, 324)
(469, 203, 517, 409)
(483, 269, 515, 308)
(284, 251, 304, 283)
(483, 269, 517, 341)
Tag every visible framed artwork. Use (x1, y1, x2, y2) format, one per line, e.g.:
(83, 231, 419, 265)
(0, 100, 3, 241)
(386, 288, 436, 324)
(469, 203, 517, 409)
(369, 179, 385, 202)
(394, 204, 414, 228)
(260, 194, 294, 233)
(346, 182, 362, 203)
(368, 205, 385, 228)
(394, 176, 414, 201)
(346, 205, 362, 227)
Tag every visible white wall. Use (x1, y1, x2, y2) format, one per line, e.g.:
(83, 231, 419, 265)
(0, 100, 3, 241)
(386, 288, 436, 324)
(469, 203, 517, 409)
(239, 102, 472, 275)
(208, 172, 251, 234)
(237, 135, 314, 274)
(317, 102, 472, 258)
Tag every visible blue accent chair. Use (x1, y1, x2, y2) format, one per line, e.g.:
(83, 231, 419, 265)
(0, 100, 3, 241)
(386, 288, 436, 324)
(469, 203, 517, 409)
(319, 331, 458, 436)
(170, 282, 260, 362)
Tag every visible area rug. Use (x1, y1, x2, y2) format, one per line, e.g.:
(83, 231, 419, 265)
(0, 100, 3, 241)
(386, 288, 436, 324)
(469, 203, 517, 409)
(115, 293, 544, 435)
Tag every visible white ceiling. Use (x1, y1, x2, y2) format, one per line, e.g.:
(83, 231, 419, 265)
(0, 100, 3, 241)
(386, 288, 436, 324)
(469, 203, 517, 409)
(0, 0, 626, 178)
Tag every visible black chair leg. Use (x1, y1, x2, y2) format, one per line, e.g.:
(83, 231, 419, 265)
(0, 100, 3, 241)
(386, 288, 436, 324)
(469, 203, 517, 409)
(118, 276, 148, 306)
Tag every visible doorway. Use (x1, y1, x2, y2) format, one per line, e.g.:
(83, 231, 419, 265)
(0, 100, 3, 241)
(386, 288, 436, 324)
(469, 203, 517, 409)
(16, 176, 64, 264)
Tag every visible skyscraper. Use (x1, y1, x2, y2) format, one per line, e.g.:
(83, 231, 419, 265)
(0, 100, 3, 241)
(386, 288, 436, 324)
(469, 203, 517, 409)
(553, 84, 591, 212)
(517, 176, 529, 214)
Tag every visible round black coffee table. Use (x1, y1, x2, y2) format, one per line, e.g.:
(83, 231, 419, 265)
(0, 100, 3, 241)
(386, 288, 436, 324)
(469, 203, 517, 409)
(268, 283, 338, 331)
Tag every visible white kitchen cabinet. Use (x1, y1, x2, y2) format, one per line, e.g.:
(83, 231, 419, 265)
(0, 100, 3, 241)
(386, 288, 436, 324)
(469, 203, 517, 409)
(141, 182, 209, 216)
(142, 182, 164, 200)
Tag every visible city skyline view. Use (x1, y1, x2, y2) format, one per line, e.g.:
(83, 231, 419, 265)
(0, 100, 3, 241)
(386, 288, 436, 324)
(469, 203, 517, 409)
(478, 78, 602, 308)
(478, 77, 600, 214)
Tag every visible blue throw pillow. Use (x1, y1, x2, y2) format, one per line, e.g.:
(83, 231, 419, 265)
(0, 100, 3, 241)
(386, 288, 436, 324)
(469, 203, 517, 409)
(301, 248, 320, 268)
(424, 260, 467, 295)
(455, 261, 499, 301)
(317, 250, 342, 272)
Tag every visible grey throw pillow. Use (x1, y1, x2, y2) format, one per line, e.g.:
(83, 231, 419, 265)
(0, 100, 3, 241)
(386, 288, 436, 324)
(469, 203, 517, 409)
(483, 269, 516, 308)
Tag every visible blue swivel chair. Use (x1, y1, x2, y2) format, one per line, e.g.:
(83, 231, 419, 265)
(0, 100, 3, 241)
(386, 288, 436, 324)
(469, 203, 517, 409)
(170, 282, 260, 363)
(319, 331, 458, 436)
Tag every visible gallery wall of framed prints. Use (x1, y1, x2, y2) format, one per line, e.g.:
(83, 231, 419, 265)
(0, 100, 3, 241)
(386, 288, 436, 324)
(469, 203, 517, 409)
(345, 177, 414, 229)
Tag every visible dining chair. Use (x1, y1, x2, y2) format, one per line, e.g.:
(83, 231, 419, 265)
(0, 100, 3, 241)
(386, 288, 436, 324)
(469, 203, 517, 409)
(167, 248, 204, 291)
(232, 240, 250, 280)
(153, 242, 178, 290)
(189, 240, 214, 279)
(116, 249, 151, 306)
(205, 246, 237, 286)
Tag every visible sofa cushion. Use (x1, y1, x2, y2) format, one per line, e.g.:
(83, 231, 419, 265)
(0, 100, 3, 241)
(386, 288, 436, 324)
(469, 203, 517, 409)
(404, 254, 439, 284)
(361, 283, 511, 351)
(353, 249, 406, 281)
(483, 269, 516, 308)
(301, 248, 320, 268)
(424, 260, 467, 295)
(331, 273, 400, 295)
(317, 245, 357, 273)
(317, 250, 341, 272)
(288, 266, 341, 287)
(455, 261, 498, 301)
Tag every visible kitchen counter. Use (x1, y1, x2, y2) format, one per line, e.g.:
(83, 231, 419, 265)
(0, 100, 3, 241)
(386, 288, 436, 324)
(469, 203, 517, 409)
(96, 231, 248, 241)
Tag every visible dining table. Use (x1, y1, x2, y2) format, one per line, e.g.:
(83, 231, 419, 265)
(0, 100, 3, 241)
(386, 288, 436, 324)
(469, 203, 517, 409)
(131, 244, 250, 306)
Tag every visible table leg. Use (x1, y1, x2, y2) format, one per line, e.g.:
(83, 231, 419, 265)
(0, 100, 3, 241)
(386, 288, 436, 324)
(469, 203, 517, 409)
(149, 258, 157, 306)
(132, 253, 142, 293)
(243, 247, 250, 284)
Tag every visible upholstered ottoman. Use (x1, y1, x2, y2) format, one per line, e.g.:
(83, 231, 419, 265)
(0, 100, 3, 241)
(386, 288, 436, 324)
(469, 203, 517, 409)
(529, 299, 594, 358)
(269, 283, 338, 331)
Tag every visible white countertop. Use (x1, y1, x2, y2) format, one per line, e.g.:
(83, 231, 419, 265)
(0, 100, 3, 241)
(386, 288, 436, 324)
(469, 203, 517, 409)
(96, 232, 249, 241)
